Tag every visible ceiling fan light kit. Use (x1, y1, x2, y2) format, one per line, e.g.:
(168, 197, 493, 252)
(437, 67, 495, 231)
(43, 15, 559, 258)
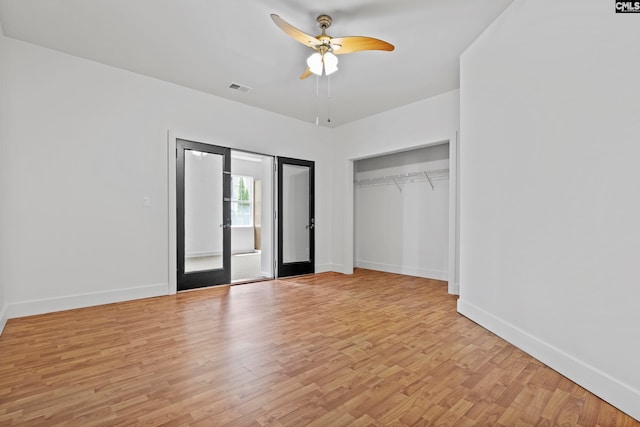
(306, 52, 323, 75)
(307, 50, 338, 76)
(322, 52, 338, 75)
(270, 13, 394, 79)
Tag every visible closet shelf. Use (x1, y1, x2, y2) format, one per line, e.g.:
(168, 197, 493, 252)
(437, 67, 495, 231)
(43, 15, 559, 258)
(355, 169, 449, 191)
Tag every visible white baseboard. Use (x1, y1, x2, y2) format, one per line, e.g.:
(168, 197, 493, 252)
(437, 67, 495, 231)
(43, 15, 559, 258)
(457, 299, 640, 422)
(7, 283, 169, 319)
(319, 264, 353, 275)
(356, 261, 448, 281)
(314, 263, 335, 274)
(0, 304, 8, 336)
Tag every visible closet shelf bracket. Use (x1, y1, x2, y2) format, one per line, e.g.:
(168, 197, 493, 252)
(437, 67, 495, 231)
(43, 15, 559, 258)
(423, 171, 434, 190)
(392, 177, 403, 193)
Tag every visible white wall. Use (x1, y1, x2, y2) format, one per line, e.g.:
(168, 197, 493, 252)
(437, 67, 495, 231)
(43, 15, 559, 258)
(332, 90, 459, 290)
(2, 36, 332, 318)
(0, 22, 8, 333)
(354, 145, 450, 280)
(458, 0, 640, 420)
(231, 227, 254, 255)
(232, 154, 264, 178)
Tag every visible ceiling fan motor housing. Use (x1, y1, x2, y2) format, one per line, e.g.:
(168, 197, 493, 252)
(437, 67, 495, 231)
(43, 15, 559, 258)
(316, 15, 332, 30)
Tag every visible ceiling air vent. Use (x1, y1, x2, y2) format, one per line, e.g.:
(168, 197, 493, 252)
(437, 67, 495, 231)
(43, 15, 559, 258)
(228, 82, 252, 93)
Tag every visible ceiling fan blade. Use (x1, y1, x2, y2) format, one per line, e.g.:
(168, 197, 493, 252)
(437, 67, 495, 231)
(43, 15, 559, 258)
(271, 14, 321, 48)
(299, 68, 313, 80)
(331, 36, 395, 54)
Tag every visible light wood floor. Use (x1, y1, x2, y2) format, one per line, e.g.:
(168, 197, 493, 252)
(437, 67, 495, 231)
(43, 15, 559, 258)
(0, 269, 637, 426)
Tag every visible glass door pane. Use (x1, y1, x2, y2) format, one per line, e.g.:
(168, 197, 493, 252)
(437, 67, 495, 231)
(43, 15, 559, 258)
(184, 150, 224, 272)
(282, 164, 310, 263)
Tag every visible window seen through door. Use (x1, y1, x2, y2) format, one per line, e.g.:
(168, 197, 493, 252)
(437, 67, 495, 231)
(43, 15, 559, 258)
(231, 175, 253, 226)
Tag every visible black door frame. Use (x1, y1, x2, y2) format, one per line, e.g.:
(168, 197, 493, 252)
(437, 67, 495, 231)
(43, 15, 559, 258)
(277, 157, 315, 277)
(176, 139, 231, 290)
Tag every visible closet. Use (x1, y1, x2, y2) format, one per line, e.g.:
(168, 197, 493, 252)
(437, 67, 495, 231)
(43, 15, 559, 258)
(354, 144, 450, 280)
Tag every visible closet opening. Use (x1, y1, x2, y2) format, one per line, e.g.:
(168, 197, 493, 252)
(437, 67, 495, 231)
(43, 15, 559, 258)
(353, 143, 454, 286)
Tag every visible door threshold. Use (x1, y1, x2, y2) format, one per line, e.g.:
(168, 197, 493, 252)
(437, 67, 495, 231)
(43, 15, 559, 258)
(276, 272, 316, 280)
(230, 277, 273, 286)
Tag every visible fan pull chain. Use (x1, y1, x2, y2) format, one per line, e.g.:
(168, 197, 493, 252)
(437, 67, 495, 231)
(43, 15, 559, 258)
(315, 75, 320, 126)
(327, 75, 331, 124)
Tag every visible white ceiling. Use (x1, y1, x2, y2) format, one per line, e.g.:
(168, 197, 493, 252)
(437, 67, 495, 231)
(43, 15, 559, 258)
(0, 0, 514, 127)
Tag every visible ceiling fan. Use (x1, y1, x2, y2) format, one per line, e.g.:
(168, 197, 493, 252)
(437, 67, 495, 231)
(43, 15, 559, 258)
(271, 14, 395, 79)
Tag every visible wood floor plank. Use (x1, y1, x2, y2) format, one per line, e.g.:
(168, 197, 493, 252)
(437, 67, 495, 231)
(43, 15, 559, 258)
(0, 269, 637, 426)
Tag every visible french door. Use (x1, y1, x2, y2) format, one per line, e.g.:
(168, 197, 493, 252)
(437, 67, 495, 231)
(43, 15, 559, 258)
(176, 139, 231, 290)
(277, 157, 315, 277)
